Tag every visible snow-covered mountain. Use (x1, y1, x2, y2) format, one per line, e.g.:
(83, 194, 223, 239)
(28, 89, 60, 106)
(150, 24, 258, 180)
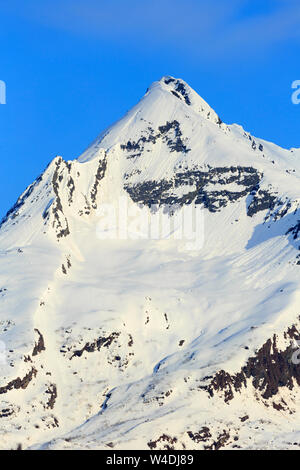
(1, 76, 300, 450)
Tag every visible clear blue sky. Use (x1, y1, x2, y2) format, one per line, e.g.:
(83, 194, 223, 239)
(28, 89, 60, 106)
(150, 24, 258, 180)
(0, 0, 300, 218)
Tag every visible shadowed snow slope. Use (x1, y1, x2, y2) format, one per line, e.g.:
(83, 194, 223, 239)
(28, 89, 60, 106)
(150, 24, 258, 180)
(1, 76, 300, 450)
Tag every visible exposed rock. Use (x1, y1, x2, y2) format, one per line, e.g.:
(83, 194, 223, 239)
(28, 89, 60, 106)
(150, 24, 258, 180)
(0, 367, 37, 395)
(51, 159, 70, 239)
(205, 326, 300, 403)
(148, 434, 178, 450)
(90, 157, 107, 209)
(0, 174, 43, 228)
(286, 220, 300, 240)
(247, 189, 277, 217)
(32, 329, 45, 357)
(125, 166, 261, 213)
(70, 333, 120, 359)
(45, 384, 57, 410)
(187, 427, 212, 443)
(121, 120, 190, 159)
(204, 430, 230, 450)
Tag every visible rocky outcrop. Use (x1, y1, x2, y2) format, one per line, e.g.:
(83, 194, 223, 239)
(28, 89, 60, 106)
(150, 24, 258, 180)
(125, 166, 262, 212)
(121, 120, 190, 160)
(148, 434, 180, 450)
(32, 329, 45, 357)
(45, 384, 57, 410)
(0, 367, 37, 395)
(51, 158, 70, 239)
(286, 220, 300, 240)
(247, 189, 277, 217)
(90, 157, 107, 209)
(0, 174, 43, 229)
(205, 324, 300, 403)
(70, 332, 120, 359)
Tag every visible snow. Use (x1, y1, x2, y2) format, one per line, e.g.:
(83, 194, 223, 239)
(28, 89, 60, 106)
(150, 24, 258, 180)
(0, 76, 300, 450)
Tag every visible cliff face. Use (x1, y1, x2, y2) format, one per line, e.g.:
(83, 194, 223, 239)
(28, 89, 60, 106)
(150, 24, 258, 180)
(1, 77, 300, 450)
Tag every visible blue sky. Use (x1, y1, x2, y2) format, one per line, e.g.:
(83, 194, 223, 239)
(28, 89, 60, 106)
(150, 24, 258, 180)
(0, 0, 300, 218)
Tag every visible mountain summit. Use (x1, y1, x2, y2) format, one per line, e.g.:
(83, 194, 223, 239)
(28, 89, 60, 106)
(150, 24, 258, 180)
(78, 75, 223, 165)
(1, 78, 300, 450)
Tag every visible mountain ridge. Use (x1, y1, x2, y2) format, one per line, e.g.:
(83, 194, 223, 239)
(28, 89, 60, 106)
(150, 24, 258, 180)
(1, 77, 300, 450)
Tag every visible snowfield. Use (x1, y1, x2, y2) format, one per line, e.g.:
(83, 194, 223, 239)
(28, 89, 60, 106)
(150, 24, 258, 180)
(1, 76, 300, 450)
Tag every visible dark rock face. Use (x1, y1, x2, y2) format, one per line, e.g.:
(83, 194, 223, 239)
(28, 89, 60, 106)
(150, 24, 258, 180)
(51, 159, 70, 239)
(0, 288, 7, 298)
(90, 157, 107, 209)
(204, 430, 230, 451)
(158, 121, 190, 154)
(32, 329, 45, 357)
(148, 434, 179, 450)
(125, 166, 262, 213)
(148, 428, 231, 450)
(0, 175, 43, 229)
(173, 81, 191, 106)
(70, 332, 120, 359)
(286, 220, 300, 240)
(125, 179, 173, 207)
(121, 120, 190, 159)
(163, 77, 223, 124)
(49, 155, 107, 237)
(0, 404, 18, 418)
(0, 368, 37, 395)
(247, 189, 277, 217)
(163, 77, 192, 106)
(67, 176, 75, 205)
(240, 415, 249, 422)
(273, 199, 292, 221)
(204, 324, 300, 403)
(187, 427, 211, 444)
(45, 384, 57, 410)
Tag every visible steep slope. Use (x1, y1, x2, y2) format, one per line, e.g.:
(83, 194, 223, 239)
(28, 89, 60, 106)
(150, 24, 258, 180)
(1, 76, 300, 450)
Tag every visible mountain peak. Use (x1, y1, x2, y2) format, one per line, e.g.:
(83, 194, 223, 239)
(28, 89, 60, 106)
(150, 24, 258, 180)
(78, 75, 223, 163)
(2, 74, 300, 451)
(147, 75, 223, 126)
